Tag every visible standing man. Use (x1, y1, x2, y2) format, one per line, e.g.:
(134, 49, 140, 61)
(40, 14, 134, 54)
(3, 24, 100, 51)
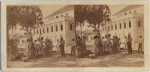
(124, 36, 128, 50)
(71, 39, 76, 55)
(82, 36, 86, 51)
(76, 36, 82, 58)
(50, 40, 54, 56)
(138, 36, 143, 52)
(94, 36, 99, 56)
(56, 39, 60, 54)
(127, 34, 132, 54)
(40, 37, 45, 57)
(107, 34, 113, 53)
(60, 37, 65, 57)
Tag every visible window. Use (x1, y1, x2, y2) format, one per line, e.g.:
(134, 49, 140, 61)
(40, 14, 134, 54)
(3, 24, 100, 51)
(56, 16, 58, 18)
(47, 28, 49, 33)
(61, 25, 63, 31)
(108, 26, 110, 30)
(124, 13, 127, 15)
(111, 25, 113, 30)
(43, 28, 45, 33)
(61, 15, 63, 17)
(37, 30, 38, 34)
(70, 24, 72, 30)
(124, 22, 126, 28)
(129, 21, 131, 28)
(115, 25, 117, 30)
(51, 26, 53, 32)
(138, 21, 141, 27)
(40, 29, 41, 34)
(56, 26, 58, 31)
(129, 11, 131, 14)
(134, 10, 136, 13)
(120, 23, 121, 29)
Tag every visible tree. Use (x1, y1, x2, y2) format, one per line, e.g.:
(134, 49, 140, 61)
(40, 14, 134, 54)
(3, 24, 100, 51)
(7, 5, 20, 30)
(86, 5, 111, 38)
(75, 5, 87, 39)
(75, 5, 111, 41)
(7, 5, 19, 41)
(7, 5, 43, 41)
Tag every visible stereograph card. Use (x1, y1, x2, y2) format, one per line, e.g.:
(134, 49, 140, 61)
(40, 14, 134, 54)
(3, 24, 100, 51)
(1, 0, 149, 71)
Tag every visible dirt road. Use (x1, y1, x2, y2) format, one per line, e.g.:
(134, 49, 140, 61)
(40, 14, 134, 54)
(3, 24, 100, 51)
(7, 51, 144, 68)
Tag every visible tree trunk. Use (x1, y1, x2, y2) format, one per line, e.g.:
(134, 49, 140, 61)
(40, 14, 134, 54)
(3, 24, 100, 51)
(12, 26, 14, 40)
(80, 23, 82, 39)
(74, 22, 77, 47)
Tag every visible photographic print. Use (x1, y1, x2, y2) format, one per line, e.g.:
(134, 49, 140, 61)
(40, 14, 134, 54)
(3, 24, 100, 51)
(1, 1, 149, 71)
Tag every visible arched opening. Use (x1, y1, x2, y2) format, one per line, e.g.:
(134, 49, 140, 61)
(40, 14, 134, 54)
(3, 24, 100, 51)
(56, 25, 58, 31)
(51, 26, 53, 32)
(43, 28, 45, 33)
(47, 27, 49, 33)
(129, 21, 131, 28)
(40, 29, 41, 34)
(37, 30, 38, 34)
(61, 24, 63, 31)
(124, 22, 126, 28)
(70, 24, 72, 30)
(56, 16, 59, 18)
(115, 24, 117, 30)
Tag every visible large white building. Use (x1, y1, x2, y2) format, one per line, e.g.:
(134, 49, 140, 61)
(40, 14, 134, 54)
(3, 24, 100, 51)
(32, 5, 75, 47)
(102, 5, 144, 49)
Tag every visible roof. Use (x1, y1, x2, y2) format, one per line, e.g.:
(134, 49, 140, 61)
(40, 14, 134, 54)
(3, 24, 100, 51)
(44, 5, 74, 19)
(113, 5, 143, 16)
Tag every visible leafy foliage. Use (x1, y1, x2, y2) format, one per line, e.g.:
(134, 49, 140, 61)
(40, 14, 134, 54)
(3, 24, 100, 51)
(7, 5, 20, 30)
(75, 5, 87, 26)
(75, 5, 111, 37)
(7, 5, 43, 40)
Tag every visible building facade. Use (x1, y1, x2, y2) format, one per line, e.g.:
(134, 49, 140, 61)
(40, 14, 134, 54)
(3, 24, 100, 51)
(101, 5, 144, 49)
(32, 5, 75, 47)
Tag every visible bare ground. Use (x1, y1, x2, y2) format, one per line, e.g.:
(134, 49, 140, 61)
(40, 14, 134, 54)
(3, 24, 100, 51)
(7, 50, 144, 68)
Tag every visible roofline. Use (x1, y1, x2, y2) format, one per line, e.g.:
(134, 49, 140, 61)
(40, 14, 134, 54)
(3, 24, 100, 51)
(44, 5, 74, 19)
(112, 5, 143, 16)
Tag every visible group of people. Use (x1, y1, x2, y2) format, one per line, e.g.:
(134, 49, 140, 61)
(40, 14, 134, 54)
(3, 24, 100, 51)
(23, 34, 143, 60)
(24, 36, 65, 60)
(56, 37, 65, 57)
(94, 34, 133, 55)
(70, 34, 127, 58)
(101, 34, 121, 54)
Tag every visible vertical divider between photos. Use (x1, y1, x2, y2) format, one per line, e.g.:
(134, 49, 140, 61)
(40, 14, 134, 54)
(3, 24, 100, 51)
(74, 16, 77, 52)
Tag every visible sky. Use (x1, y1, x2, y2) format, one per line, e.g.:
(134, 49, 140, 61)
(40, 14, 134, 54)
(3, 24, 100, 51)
(40, 5, 66, 18)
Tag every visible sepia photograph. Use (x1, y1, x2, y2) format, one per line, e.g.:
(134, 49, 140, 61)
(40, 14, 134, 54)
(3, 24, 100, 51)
(6, 4, 145, 68)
